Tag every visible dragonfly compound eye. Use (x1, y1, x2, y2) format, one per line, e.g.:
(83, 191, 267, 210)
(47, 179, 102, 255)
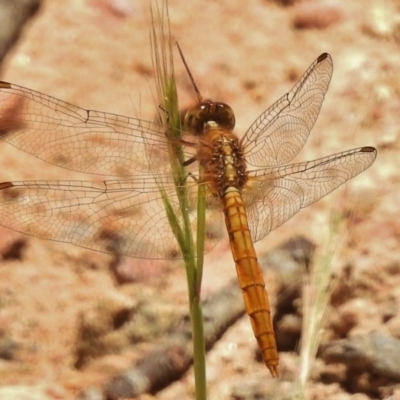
(184, 101, 236, 135)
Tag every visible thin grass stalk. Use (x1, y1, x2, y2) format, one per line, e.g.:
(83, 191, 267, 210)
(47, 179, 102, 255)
(296, 208, 344, 398)
(150, 2, 207, 398)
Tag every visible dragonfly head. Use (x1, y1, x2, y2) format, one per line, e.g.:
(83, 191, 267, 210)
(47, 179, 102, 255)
(184, 100, 236, 135)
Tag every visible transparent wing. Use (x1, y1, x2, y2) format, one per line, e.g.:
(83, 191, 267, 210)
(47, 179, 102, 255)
(0, 81, 225, 259)
(244, 147, 377, 242)
(0, 176, 224, 259)
(0, 81, 177, 176)
(241, 53, 333, 167)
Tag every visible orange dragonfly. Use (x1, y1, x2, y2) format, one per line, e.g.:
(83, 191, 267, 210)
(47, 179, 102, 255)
(0, 53, 376, 377)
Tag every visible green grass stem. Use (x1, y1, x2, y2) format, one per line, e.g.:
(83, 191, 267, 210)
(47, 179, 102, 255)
(150, 2, 207, 398)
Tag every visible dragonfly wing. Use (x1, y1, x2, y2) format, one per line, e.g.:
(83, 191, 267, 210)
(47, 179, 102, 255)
(244, 147, 377, 242)
(0, 176, 224, 259)
(0, 81, 175, 176)
(241, 53, 333, 167)
(0, 177, 180, 259)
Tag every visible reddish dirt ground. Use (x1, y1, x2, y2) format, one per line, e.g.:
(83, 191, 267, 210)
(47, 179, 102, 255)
(0, 0, 399, 399)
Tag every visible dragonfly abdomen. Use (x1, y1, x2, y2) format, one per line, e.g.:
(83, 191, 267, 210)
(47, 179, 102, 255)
(223, 186, 279, 377)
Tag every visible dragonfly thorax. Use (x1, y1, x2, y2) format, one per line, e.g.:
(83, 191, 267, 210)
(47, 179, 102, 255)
(184, 100, 235, 136)
(197, 128, 248, 198)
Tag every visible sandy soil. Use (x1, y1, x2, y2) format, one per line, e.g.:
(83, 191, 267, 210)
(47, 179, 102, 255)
(0, 0, 399, 399)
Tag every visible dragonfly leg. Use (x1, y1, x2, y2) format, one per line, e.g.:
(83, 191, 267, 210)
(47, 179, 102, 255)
(182, 155, 197, 167)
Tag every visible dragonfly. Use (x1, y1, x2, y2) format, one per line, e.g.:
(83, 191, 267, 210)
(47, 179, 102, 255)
(0, 53, 376, 378)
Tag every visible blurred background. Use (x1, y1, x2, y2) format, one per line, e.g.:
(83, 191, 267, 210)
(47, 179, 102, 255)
(0, 0, 398, 399)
